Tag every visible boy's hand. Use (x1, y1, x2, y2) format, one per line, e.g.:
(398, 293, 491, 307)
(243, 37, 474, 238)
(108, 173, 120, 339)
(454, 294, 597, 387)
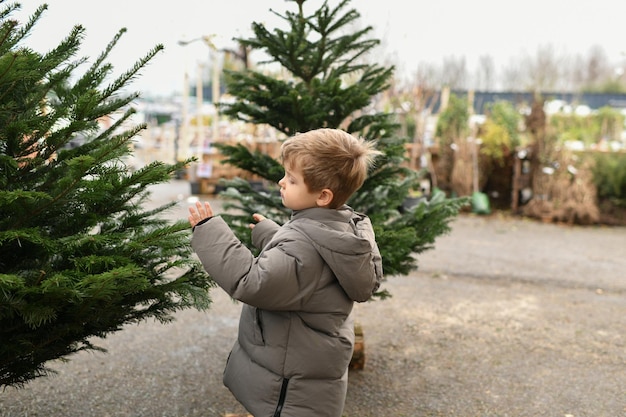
(249, 213, 266, 229)
(188, 201, 214, 228)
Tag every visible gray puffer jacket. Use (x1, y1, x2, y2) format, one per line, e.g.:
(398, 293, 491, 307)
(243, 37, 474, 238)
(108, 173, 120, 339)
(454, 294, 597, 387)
(191, 205, 383, 417)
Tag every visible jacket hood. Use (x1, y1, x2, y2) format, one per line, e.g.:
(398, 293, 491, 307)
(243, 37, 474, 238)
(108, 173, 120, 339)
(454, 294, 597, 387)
(289, 206, 382, 302)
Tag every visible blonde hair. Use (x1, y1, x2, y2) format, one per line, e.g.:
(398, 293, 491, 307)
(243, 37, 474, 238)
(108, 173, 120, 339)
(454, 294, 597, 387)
(280, 128, 381, 208)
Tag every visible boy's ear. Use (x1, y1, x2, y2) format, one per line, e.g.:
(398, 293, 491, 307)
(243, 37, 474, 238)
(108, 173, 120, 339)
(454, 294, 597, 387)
(316, 189, 334, 208)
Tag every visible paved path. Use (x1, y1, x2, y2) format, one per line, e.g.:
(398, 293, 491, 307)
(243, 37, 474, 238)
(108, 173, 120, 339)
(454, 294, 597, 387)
(417, 212, 626, 293)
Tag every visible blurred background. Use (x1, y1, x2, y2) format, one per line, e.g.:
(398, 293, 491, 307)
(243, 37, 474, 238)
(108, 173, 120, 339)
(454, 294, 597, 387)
(16, 0, 626, 223)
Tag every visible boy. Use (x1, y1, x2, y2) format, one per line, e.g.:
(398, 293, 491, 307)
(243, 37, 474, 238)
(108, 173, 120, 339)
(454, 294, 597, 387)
(188, 128, 383, 417)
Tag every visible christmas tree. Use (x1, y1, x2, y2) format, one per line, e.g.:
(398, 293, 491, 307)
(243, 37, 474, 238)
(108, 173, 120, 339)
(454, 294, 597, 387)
(216, 0, 468, 295)
(0, 3, 213, 388)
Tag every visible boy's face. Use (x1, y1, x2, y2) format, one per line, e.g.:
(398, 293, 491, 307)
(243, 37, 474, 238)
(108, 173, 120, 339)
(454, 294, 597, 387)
(278, 163, 320, 211)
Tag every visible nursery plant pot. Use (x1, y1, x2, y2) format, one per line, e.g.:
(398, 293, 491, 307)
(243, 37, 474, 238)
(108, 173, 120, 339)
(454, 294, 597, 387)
(471, 191, 491, 215)
(190, 181, 201, 195)
(349, 322, 365, 370)
(401, 196, 427, 212)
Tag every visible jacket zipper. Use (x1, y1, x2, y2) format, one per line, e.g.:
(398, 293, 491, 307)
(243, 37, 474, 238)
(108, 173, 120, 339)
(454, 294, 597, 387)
(272, 378, 290, 417)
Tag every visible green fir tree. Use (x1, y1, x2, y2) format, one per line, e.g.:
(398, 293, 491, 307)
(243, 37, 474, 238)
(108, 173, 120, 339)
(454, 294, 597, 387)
(215, 0, 469, 296)
(0, 3, 213, 388)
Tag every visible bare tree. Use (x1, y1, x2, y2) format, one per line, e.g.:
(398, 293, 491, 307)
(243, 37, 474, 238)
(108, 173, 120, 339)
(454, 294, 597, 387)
(569, 45, 616, 91)
(441, 55, 467, 89)
(501, 57, 525, 91)
(568, 53, 587, 92)
(389, 41, 619, 95)
(474, 54, 496, 91)
(586, 45, 611, 86)
(526, 44, 563, 91)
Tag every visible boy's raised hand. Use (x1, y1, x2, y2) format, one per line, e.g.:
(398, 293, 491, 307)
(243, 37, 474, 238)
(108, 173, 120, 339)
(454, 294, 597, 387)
(249, 213, 266, 229)
(188, 201, 214, 228)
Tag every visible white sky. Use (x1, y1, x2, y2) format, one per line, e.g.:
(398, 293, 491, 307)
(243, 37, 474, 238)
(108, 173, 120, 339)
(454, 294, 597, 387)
(15, 0, 626, 97)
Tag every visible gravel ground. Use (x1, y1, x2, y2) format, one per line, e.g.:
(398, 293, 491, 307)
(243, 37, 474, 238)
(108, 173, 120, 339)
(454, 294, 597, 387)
(2, 181, 625, 417)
